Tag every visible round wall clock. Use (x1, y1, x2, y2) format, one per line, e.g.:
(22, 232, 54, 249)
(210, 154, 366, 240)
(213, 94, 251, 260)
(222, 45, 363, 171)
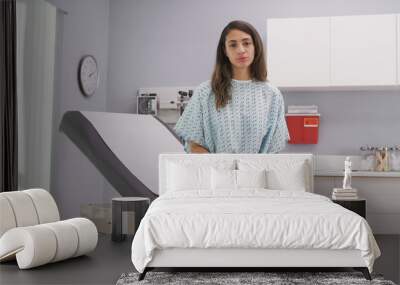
(78, 55, 99, 97)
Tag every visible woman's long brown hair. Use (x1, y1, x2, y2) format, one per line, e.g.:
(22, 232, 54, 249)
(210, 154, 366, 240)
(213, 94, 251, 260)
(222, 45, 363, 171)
(211, 20, 267, 110)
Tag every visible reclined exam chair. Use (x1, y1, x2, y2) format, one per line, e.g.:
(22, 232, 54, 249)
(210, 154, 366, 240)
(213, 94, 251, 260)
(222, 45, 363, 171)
(59, 111, 184, 199)
(0, 112, 183, 269)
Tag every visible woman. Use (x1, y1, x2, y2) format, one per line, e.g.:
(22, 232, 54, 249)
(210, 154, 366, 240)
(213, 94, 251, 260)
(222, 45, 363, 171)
(174, 20, 290, 154)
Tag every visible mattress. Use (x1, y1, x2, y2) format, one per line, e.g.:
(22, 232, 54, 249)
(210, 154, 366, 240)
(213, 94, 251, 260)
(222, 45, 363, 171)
(131, 189, 380, 273)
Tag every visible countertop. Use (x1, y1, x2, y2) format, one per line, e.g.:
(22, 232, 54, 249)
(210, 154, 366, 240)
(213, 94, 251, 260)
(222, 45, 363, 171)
(314, 154, 400, 177)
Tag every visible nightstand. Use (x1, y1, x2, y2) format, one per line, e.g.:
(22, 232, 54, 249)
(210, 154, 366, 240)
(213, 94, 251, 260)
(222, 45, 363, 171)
(111, 197, 150, 242)
(332, 198, 366, 218)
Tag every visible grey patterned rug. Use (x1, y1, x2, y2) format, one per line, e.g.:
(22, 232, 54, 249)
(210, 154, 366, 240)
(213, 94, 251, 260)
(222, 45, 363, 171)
(116, 271, 396, 285)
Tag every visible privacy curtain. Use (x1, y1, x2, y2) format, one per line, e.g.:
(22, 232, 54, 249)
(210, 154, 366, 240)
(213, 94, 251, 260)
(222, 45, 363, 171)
(0, 0, 18, 192)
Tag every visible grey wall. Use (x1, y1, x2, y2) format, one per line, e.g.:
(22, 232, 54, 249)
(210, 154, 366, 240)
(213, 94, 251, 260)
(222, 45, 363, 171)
(47, 0, 110, 218)
(40, 0, 400, 217)
(107, 0, 400, 155)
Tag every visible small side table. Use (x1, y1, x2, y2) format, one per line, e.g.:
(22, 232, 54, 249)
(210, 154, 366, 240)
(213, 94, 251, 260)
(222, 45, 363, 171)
(332, 198, 366, 219)
(112, 197, 150, 242)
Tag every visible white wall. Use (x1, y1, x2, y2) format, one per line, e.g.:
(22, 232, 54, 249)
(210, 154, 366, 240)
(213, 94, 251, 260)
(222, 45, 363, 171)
(107, 0, 400, 155)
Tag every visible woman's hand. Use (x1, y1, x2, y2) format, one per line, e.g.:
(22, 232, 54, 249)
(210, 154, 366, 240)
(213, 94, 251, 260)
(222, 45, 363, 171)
(190, 141, 209, 153)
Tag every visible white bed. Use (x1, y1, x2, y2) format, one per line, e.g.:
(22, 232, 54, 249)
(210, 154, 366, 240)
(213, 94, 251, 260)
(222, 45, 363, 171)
(131, 153, 380, 280)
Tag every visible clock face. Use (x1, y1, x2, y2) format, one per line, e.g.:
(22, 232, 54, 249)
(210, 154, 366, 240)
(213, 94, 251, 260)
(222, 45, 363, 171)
(78, 55, 99, 96)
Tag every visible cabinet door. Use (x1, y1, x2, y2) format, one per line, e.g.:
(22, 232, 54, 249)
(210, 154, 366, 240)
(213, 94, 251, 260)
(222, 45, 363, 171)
(267, 17, 330, 87)
(330, 14, 397, 86)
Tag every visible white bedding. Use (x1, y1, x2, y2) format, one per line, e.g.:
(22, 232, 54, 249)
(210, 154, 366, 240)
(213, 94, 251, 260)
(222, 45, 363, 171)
(131, 190, 380, 273)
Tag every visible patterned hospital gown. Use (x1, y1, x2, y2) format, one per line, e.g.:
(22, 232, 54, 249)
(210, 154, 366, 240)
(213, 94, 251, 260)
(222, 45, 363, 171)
(173, 79, 290, 153)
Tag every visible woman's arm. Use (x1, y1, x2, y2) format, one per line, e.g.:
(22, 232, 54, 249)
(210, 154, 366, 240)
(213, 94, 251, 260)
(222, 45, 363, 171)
(259, 88, 289, 153)
(189, 141, 210, 153)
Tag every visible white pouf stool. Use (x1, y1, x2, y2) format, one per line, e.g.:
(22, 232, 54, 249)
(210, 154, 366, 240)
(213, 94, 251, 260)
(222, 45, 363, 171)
(0, 189, 98, 269)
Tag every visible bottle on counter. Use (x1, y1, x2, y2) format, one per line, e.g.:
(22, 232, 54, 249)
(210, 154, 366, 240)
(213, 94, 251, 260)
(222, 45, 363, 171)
(375, 146, 390, 172)
(360, 145, 375, 171)
(375, 147, 384, 172)
(390, 145, 400, 171)
(383, 146, 390, 171)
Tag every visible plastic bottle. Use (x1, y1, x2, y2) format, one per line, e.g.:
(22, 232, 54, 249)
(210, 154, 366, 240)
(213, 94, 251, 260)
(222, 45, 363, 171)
(375, 147, 384, 172)
(383, 146, 390, 171)
(390, 145, 400, 171)
(360, 146, 375, 171)
(375, 146, 390, 172)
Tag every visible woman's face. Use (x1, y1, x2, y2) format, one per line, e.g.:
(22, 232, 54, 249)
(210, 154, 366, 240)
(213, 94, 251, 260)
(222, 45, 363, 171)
(224, 29, 255, 71)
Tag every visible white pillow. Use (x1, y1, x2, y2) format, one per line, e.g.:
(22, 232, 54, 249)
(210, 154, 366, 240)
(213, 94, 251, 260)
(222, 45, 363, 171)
(236, 169, 268, 189)
(167, 162, 210, 191)
(166, 159, 235, 192)
(211, 168, 268, 190)
(211, 168, 236, 190)
(237, 159, 309, 191)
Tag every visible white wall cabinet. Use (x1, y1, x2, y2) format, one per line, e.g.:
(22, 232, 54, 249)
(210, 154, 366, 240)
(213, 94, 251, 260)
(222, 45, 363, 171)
(330, 14, 397, 86)
(267, 17, 330, 87)
(267, 14, 399, 88)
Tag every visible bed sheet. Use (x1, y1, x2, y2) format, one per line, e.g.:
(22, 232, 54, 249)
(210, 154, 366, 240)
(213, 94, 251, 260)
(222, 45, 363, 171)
(131, 189, 380, 273)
